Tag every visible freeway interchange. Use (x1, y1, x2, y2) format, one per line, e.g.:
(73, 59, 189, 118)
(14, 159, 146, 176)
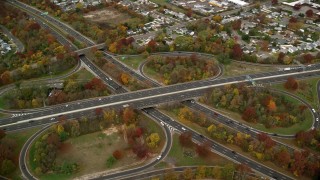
(2, 0, 320, 180)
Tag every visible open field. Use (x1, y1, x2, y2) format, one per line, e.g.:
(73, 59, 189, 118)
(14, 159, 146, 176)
(35, 127, 148, 179)
(64, 68, 95, 82)
(222, 61, 278, 77)
(119, 55, 145, 70)
(163, 134, 231, 167)
(272, 77, 320, 108)
(83, 7, 142, 27)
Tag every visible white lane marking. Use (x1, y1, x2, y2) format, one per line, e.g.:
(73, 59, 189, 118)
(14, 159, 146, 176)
(1, 68, 320, 128)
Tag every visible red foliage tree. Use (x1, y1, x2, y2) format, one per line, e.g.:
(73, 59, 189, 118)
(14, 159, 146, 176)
(95, 108, 103, 117)
(132, 143, 148, 159)
(271, 0, 278, 5)
(284, 77, 298, 90)
(186, 8, 193, 17)
(27, 22, 40, 30)
(275, 149, 291, 168)
(289, 17, 298, 23)
(232, 44, 243, 60)
(0, 129, 6, 140)
(179, 131, 193, 147)
(277, 52, 285, 63)
(306, 9, 314, 18)
(242, 107, 257, 122)
(257, 133, 275, 150)
(196, 141, 210, 158)
(147, 39, 157, 51)
(303, 53, 314, 64)
(135, 127, 143, 138)
(122, 108, 137, 125)
(232, 19, 242, 30)
(113, 150, 123, 160)
(290, 151, 307, 176)
(84, 78, 107, 92)
(293, 3, 301, 10)
(47, 133, 61, 147)
(126, 37, 135, 45)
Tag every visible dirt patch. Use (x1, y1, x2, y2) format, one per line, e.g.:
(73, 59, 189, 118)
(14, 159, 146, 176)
(59, 142, 72, 154)
(102, 125, 118, 136)
(83, 8, 131, 26)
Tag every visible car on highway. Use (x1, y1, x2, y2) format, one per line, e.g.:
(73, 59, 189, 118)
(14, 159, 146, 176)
(160, 122, 164, 126)
(156, 155, 162, 160)
(316, 118, 319, 122)
(181, 127, 186, 131)
(199, 134, 204, 138)
(50, 117, 55, 121)
(312, 109, 316, 113)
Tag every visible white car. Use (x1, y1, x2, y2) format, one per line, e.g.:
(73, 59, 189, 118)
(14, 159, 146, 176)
(312, 109, 316, 113)
(160, 122, 164, 126)
(156, 155, 162, 160)
(181, 127, 186, 131)
(316, 118, 319, 122)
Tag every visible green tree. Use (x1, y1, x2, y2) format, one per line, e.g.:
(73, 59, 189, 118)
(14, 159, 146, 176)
(222, 163, 235, 179)
(1, 159, 15, 175)
(106, 156, 117, 168)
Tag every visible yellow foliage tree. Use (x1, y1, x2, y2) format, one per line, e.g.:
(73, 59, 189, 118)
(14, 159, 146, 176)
(178, 107, 193, 122)
(56, 124, 65, 135)
(207, 124, 217, 133)
(146, 133, 160, 148)
(109, 42, 117, 53)
(120, 73, 130, 85)
(212, 15, 222, 23)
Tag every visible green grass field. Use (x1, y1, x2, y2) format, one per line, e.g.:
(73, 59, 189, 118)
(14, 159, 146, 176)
(119, 56, 146, 70)
(222, 61, 277, 77)
(166, 134, 229, 166)
(272, 77, 320, 108)
(64, 68, 95, 81)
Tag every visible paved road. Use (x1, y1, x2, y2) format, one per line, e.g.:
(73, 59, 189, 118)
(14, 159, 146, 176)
(19, 124, 52, 180)
(0, 25, 24, 53)
(1, 65, 319, 130)
(7, 0, 95, 47)
(317, 80, 320, 110)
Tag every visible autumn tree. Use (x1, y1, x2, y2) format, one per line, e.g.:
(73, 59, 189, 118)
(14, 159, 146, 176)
(186, 8, 193, 17)
(112, 150, 122, 160)
(303, 53, 314, 64)
(237, 164, 252, 180)
(120, 73, 130, 85)
(277, 52, 285, 64)
(0, 129, 5, 140)
(242, 107, 257, 122)
(275, 148, 291, 168)
(196, 141, 210, 158)
(271, 0, 278, 5)
(122, 108, 137, 125)
(290, 151, 307, 177)
(293, 3, 301, 10)
(212, 15, 222, 23)
(132, 143, 148, 158)
(306, 9, 314, 18)
(179, 131, 193, 147)
(183, 168, 194, 180)
(284, 77, 298, 90)
(231, 44, 243, 60)
(232, 19, 242, 30)
(146, 133, 160, 148)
